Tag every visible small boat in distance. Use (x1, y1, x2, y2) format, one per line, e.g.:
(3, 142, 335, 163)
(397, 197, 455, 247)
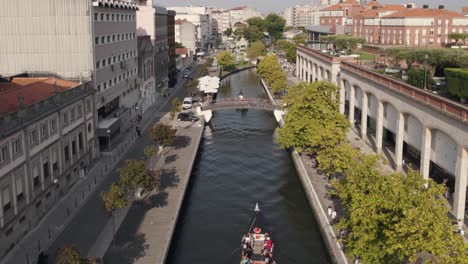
(240, 203, 276, 264)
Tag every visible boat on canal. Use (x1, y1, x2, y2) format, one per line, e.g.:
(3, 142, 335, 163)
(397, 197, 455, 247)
(240, 203, 276, 264)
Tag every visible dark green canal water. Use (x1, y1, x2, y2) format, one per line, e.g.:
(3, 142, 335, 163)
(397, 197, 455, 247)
(167, 69, 331, 264)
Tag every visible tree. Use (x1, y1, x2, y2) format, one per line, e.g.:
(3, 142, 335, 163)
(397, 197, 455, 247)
(275, 40, 296, 63)
(101, 182, 128, 213)
(223, 28, 233, 37)
(445, 68, 468, 101)
(216, 50, 235, 71)
(243, 26, 263, 43)
(333, 155, 468, 263)
(316, 142, 358, 177)
(187, 79, 199, 96)
(292, 33, 307, 45)
(101, 182, 129, 237)
(265, 14, 286, 41)
(449, 32, 467, 46)
(408, 68, 434, 89)
(277, 81, 349, 153)
(246, 17, 266, 31)
(170, 98, 182, 120)
(247, 41, 266, 60)
(149, 123, 177, 152)
(117, 160, 155, 191)
(269, 70, 287, 94)
(195, 66, 208, 77)
(175, 42, 185, 48)
(144, 145, 159, 158)
(233, 28, 244, 40)
(56, 245, 96, 264)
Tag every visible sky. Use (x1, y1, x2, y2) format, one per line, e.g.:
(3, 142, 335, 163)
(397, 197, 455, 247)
(156, 0, 463, 15)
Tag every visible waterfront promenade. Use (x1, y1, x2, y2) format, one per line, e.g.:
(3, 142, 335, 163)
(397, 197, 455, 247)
(101, 114, 204, 264)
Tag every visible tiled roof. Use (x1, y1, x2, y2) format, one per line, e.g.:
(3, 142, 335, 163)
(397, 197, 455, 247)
(343, 0, 359, 5)
(462, 6, 468, 14)
(176, 48, 189, 55)
(367, 0, 383, 8)
(384, 8, 465, 18)
(321, 3, 343, 11)
(0, 77, 79, 116)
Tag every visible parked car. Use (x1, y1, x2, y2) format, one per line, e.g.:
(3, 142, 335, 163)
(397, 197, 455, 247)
(177, 112, 199, 122)
(183, 69, 190, 75)
(182, 97, 193, 109)
(192, 97, 203, 104)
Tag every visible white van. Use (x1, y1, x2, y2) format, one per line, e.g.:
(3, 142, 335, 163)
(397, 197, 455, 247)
(182, 97, 193, 110)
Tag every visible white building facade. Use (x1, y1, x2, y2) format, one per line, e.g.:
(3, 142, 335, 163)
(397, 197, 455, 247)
(175, 20, 198, 54)
(168, 6, 212, 51)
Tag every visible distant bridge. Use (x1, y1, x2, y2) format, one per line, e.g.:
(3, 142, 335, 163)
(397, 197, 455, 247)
(196, 98, 285, 123)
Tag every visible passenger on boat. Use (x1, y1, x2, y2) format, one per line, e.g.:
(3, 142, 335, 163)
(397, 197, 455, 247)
(264, 237, 273, 251)
(242, 256, 252, 264)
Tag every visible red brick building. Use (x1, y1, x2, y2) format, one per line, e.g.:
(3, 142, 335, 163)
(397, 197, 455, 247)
(319, 0, 364, 34)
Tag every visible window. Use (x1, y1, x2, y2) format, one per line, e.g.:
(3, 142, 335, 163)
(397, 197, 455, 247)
(107, 58, 111, 65)
(2, 187, 10, 212)
(72, 140, 77, 156)
(101, 36, 105, 44)
(43, 162, 49, 179)
(63, 112, 69, 125)
(86, 99, 92, 114)
(112, 35, 115, 42)
(107, 36, 111, 43)
(33, 166, 40, 187)
(30, 130, 38, 146)
(106, 13, 110, 21)
(95, 37, 99, 45)
(96, 61, 100, 69)
(117, 34, 120, 41)
(15, 177, 23, 201)
(430, 30, 434, 35)
(111, 14, 114, 21)
(64, 145, 70, 162)
(78, 133, 84, 150)
(0, 144, 9, 163)
(120, 14, 124, 21)
(100, 13, 104, 21)
(77, 105, 83, 118)
(94, 13, 98, 21)
(113, 56, 116, 63)
(40, 123, 48, 139)
(12, 138, 21, 155)
(70, 108, 76, 122)
(103, 82, 107, 90)
(52, 151, 58, 172)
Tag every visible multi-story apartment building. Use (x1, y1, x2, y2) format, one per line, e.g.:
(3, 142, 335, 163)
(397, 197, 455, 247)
(352, 4, 468, 46)
(168, 10, 177, 88)
(168, 6, 212, 51)
(319, 0, 365, 34)
(137, 36, 155, 115)
(175, 20, 198, 54)
(283, 4, 322, 27)
(0, 0, 139, 152)
(137, 2, 172, 96)
(229, 6, 263, 25)
(0, 76, 96, 258)
(211, 9, 231, 35)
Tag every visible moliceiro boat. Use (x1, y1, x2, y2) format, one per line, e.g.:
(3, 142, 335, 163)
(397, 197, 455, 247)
(240, 203, 276, 264)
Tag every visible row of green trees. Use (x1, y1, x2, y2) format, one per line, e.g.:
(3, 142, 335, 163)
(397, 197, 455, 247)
(246, 41, 266, 60)
(101, 122, 177, 223)
(224, 14, 286, 42)
(216, 50, 235, 71)
(277, 81, 468, 263)
(445, 68, 468, 101)
(257, 54, 287, 94)
(320, 35, 366, 54)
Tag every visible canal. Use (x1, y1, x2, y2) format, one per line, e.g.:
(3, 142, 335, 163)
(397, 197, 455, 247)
(167, 69, 331, 264)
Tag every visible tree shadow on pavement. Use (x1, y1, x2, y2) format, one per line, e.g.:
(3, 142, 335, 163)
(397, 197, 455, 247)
(141, 191, 169, 209)
(174, 135, 191, 150)
(159, 168, 180, 190)
(164, 154, 179, 164)
(105, 232, 149, 264)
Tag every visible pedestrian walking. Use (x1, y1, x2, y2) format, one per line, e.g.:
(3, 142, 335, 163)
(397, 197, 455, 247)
(331, 210, 337, 223)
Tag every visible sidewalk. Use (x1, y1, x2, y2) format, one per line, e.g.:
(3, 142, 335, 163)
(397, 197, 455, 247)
(0, 68, 195, 264)
(102, 114, 204, 264)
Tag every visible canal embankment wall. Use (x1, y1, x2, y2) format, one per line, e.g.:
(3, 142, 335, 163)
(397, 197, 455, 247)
(260, 78, 348, 264)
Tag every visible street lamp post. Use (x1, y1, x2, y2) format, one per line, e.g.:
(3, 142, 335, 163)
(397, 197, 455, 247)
(423, 54, 429, 90)
(106, 129, 111, 151)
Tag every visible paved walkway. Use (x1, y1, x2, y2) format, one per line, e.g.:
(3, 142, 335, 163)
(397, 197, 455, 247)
(102, 115, 204, 264)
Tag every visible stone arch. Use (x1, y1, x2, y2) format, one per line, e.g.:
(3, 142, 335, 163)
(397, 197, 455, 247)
(325, 70, 332, 82)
